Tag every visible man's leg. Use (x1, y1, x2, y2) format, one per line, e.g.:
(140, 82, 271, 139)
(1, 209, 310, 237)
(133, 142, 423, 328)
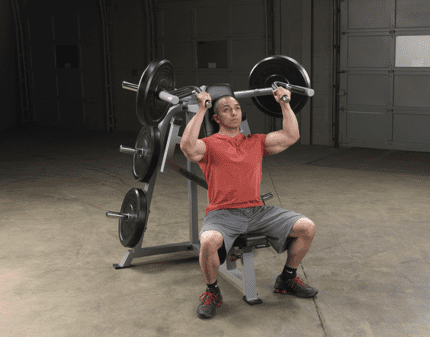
(286, 218, 316, 268)
(275, 218, 318, 298)
(197, 230, 224, 319)
(199, 230, 224, 285)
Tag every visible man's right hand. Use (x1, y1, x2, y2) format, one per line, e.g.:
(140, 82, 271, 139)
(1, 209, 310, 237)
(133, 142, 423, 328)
(196, 91, 212, 111)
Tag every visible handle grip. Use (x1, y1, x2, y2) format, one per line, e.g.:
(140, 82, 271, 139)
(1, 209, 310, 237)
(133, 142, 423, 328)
(281, 95, 290, 103)
(272, 82, 290, 103)
(191, 91, 212, 109)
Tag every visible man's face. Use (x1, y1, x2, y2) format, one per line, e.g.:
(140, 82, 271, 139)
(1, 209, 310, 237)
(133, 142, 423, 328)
(214, 97, 242, 129)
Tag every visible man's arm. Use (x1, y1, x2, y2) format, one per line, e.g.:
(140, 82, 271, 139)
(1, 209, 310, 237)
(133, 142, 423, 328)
(180, 92, 211, 162)
(265, 88, 300, 155)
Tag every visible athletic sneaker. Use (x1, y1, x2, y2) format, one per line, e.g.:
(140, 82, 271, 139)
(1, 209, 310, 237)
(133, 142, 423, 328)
(197, 287, 223, 319)
(274, 275, 318, 298)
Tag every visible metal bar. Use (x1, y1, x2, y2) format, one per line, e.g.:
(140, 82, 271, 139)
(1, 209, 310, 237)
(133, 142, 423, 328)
(235, 85, 314, 100)
(170, 87, 193, 96)
(261, 192, 273, 201)
(119, 145, 138, 155)
(234, 88, 273, 99)
(158, 90, 179, 104)
(286, 83, 315, 97)
(160, 116, 182, 173)
(106, 211, 128, 219)
(168, 161, 208, 190)
(122, 81, 138, 92)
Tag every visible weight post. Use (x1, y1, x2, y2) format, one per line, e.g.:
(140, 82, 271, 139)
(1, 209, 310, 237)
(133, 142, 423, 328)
(119, 145, 138, 155)
(158, 90, 180, 105)
(106, 211, 129, 220)
(122, 81, 180, 105)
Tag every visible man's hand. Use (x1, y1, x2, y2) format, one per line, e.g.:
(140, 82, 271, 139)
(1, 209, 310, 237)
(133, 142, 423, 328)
(273, 87, 291, 105)
(196, 91, 212, 111)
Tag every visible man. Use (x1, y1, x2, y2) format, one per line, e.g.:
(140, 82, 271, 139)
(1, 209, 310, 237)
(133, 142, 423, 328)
(180, 86, 317, 320)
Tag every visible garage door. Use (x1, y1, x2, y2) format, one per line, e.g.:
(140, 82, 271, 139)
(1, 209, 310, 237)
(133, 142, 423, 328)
(338, 0, 430, 152)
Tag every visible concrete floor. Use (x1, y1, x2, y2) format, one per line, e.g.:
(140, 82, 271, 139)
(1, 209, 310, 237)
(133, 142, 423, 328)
(1, 125, 429, 337)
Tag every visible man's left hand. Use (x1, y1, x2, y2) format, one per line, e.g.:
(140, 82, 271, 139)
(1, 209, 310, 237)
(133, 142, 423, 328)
(273, 87, 291, 105)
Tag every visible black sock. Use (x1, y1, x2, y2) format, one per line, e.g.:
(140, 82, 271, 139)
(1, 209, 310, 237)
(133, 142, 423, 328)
(281, 266, 297, 280)
(206, 280, 219, 291)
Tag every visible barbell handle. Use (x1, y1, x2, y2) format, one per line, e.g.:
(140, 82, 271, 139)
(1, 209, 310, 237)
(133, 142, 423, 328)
(159, 90, 180, 105)
(234, 85, 315, 100)
(106, 211, 129, 220)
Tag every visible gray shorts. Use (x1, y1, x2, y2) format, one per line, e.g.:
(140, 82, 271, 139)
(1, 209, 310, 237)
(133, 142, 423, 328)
(199, 206, 306, 265)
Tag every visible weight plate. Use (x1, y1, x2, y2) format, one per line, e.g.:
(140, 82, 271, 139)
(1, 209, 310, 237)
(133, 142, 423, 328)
(136, 59, 175, 127)
(133, 125, 161, 183)
(249, 55, 311, 117)
(119, 188, 147, 248)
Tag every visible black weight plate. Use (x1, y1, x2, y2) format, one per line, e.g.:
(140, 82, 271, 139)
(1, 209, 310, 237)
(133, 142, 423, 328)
(136, 59, 175, 127)
(133, 125, 161, 183)
(119, 188, 147, 248)
(249, 55, 311, 117)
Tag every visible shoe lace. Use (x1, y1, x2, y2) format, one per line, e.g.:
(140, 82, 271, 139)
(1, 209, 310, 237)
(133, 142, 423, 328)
(199, 292, 218, 305)
(291, 277, 307, 288)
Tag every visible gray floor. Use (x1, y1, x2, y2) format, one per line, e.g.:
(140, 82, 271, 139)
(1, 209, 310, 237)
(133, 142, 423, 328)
(1, 126, 429, 337)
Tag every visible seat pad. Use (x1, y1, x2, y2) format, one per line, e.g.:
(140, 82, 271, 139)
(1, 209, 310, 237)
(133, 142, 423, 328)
(233, 234, 269, 248)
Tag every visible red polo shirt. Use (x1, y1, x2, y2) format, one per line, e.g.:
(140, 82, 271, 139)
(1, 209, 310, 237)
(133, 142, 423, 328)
(198, 133, 270, 215)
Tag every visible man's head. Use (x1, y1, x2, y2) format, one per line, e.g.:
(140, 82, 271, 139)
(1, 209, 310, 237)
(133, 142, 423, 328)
(213, 96, 242, 133)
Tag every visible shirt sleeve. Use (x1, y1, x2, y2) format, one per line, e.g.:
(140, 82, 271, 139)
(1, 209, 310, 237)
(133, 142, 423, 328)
(254, 134, 270, 156)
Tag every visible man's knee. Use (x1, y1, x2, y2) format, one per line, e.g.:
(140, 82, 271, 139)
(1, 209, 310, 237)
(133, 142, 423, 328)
(200, 230, 224, 251)
(290, 218, 315, 238)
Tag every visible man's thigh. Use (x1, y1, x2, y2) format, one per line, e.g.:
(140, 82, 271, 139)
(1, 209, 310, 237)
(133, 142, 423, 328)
(248, 206, 306, 254)
(200, 208, 249, 265)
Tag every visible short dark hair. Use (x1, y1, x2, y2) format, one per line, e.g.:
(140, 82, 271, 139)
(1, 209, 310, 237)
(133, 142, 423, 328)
(214, 96, 236, 114)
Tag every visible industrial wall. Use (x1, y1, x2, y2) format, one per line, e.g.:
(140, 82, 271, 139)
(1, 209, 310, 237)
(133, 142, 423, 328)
(155, 0, 271, 135)
(21, 0, 430, 153)
(109, 0, 151, 132)
(13, 0, 108, 131)
(153, 0, 334, 144)
(9, 0, 335, 146)
(338, 0, 430, 152)
(6, 0, 334, 146)
(272, 0, 334, 145)
(9, 1, 430, 151)
(0, 0, 19, 133)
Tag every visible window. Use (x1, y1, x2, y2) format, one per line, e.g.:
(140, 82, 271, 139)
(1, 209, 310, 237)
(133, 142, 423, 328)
(396, 35, 430, 67)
